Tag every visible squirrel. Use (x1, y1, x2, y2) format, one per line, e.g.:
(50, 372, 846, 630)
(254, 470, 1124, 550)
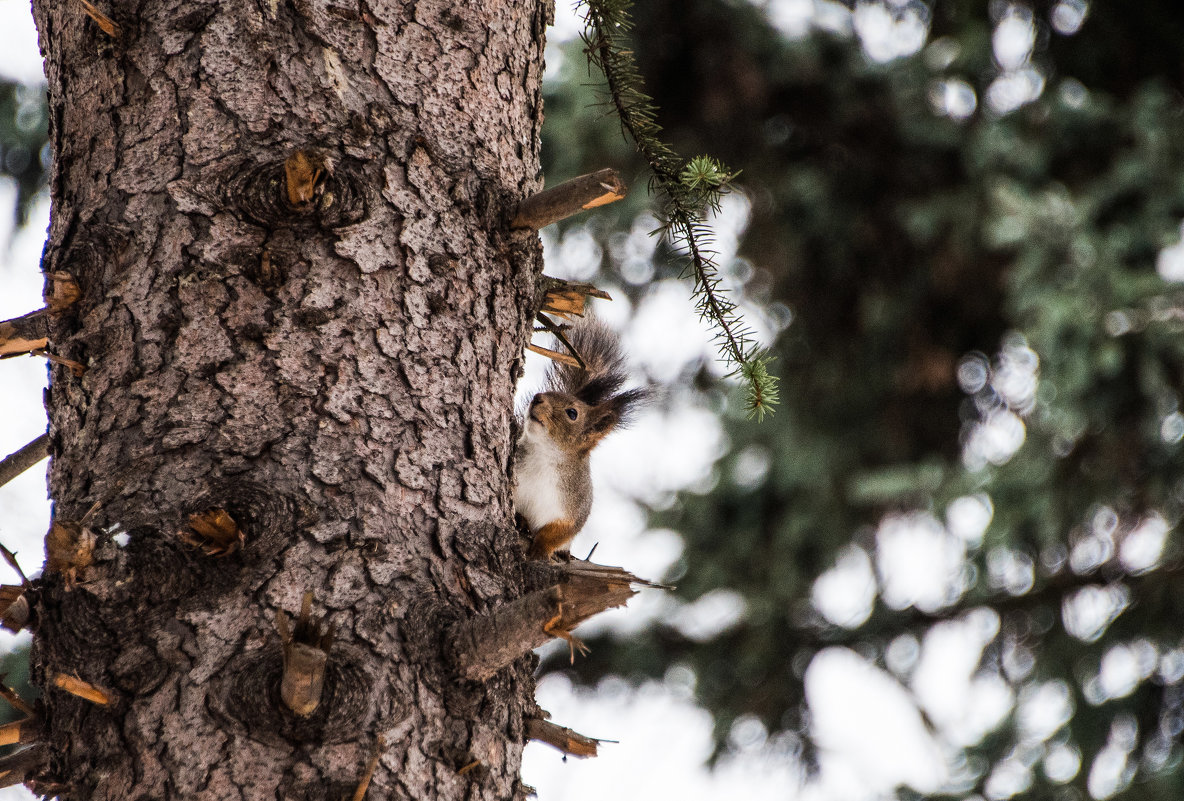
(513, 320, 647, 559)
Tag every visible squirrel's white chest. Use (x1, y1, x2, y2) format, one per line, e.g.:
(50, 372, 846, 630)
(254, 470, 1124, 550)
(513, 424, 567, 531)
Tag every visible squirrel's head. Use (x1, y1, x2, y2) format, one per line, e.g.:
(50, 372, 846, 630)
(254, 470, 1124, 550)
(525, 387, 645, 455)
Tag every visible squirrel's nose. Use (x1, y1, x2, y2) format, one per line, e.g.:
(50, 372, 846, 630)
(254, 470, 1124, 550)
(530, 396, 543, 408)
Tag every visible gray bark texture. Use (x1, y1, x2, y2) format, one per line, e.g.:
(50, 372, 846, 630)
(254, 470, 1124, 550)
(26, 0, 549, 798)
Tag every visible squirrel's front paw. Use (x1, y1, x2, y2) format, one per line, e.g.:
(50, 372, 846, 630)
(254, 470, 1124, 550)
(527, 519, 576, 560)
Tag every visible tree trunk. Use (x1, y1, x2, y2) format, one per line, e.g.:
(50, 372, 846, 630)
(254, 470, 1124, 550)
(26, 0, 548, 798)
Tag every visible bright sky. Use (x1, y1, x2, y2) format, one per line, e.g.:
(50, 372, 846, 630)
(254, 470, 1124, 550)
(0, 2, 1151, 800)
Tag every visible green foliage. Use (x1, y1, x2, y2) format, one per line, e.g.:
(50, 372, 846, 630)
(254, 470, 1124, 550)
(737, 355, 779, 422)
(540, 1, 1184, 798)
(577, 0, 778, 420)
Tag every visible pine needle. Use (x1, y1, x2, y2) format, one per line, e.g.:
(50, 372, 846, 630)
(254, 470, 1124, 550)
(577, 0, 779, 419)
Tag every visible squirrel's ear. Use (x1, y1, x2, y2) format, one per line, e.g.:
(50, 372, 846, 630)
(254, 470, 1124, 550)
(576, 406, 619, 454)
(588, 406, 619, 435)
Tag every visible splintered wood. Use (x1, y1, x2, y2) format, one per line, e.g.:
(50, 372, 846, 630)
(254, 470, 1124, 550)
(0, 310, 48, 358)
(284, 150, 328, 208)
(539, 279, 611, 320)
(45, 501, 101, 587)
(54, 674, 111, 706)
(528, 277, 613, 368)
(448, 560, 662, 682)
(0, 674, 39, 754)
(0, 544, 30, 632)
(0, 587, 28, 633)
(180, 508, 244, 556)
(45, 272, 81, 314)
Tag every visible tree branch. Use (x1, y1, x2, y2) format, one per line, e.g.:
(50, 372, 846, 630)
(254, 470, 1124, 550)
(0, 310, 48, 359)
(52, 673, 111, 705)
(511, 169, 626, 230)
(526, 717, 605, 758)
(449, 561, 656, 682)
(0, 718, 35, 747)
(0, 434, 49, 490)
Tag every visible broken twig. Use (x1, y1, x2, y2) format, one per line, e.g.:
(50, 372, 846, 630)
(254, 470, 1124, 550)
(53, 673, 111, 705)
(526, 717, 607, 758)
(76, 0, 120, 37)
(0, 434, 49, 490)
(179, 508, 244, 556)
(0, 310, 47, 359)
(350, 735, 386, 801)
(512, 169, 627, 230)
(448, 560, 659, 682)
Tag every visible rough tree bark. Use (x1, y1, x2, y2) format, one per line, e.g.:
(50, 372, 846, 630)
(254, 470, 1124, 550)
(24, 0, 556, 798)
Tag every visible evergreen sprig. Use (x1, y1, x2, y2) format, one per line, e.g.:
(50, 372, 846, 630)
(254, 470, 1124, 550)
(576, 0, 780, 420)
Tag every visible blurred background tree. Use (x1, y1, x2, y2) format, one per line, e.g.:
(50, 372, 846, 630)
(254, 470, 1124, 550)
(0, 79, 46, 225)
(0, 56, 49, 743)
(537, 1, 1184, 799)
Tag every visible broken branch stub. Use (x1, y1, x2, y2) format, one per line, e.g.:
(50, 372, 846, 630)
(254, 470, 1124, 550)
(30, 348, 86, 377)
(0, 719, 31, 748)
(281, 642, 329, 717)
(45, 272, 81, 314)
(350, 735, 386, 801)
(0, 543, 32, 633)
(45, 525, 95, 588)
(53, 673, 111, 706)
(0, 678, 34, 719)
(276, 592, 335, 717)
(284, 149, 329, 209)
(179, 508, 244, 557)
(0, 587, 29, 633)
(0, 434, 49, 490)
(538, 276, 612, 320)
(0, 310, 48, 359)
(511, 168, 626, 230)
(526, 717, 603, 758)
(448, 561, 655, 682)
(527, 277, 614, 368)
(525, 343, 582, 369)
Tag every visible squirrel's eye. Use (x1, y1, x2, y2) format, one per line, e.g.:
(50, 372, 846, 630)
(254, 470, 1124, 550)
(565, 408, 578, 421)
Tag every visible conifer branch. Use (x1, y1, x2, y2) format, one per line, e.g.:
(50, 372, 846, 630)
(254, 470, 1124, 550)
(577, 0, 780, 419)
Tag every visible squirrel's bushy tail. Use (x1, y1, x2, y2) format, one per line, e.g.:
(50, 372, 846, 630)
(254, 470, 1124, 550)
(544, 320, 648, 422)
